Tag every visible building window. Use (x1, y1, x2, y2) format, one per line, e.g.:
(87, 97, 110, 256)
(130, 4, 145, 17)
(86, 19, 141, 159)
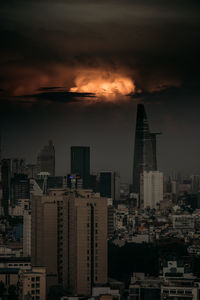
(185, 290, 192, 294)
(36, 277, 40, 281)
(31, 277, 35, 282)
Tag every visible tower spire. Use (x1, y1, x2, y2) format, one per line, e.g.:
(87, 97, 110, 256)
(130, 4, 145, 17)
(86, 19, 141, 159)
(132, 104, 160, 199)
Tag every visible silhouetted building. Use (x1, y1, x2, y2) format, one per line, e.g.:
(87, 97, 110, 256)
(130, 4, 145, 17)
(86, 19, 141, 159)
(99, 172, 120, 203)
(37, 140, 55, 176)
(47, 176, 64, 189)
(11, 158, 26, 175)
(71, 146, 90, 189)
(100, 172, 113, 199)
(1, 159, 11, 216)
(132, 104, 160, 202)
(11, 174, 30, 205)
(89, 174, 99, 193)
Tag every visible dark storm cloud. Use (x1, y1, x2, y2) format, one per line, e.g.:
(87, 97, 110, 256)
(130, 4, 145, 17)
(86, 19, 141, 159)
(18, 90, 95, 103)
(1, 0, 200, 97)
(1, 0, 200, 181)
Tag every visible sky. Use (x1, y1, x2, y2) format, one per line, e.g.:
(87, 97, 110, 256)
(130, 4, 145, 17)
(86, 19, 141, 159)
(0, 0, 200, 183)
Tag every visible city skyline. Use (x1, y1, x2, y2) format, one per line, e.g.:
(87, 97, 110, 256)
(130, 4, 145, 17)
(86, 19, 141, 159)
(1, 97, 200, 184)
(1, 1, 200, 299)
(1, 0, 200, 183)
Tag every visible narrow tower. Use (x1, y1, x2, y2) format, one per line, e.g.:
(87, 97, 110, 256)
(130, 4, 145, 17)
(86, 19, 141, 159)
(132, 104, 161, 197)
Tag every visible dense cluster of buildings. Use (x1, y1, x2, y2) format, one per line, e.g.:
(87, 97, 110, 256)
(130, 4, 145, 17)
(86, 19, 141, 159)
(0, 104, 200, 299)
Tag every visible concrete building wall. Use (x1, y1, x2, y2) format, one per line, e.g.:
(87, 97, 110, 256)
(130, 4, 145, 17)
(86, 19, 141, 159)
(31, 189, 108, 296)
(18, 266, 46, 300)
(31, 194, 58, 288)
(140, 171, 163, 209)
(23, 210, 31, 256)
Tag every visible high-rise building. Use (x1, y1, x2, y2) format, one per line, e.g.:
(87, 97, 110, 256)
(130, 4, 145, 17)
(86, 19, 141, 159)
(11, 158, 26, 175)
(1, 159, 11, 216)
(132, 104, 161, 198)
(37, 140, 55, 176)
(140, 171, 163, 209)
(11, 174, 30, 205)
(1, 158, 28, 215)
(100, 172, 114, 199)
(47, 176, 64, 189)
(89, 174, 99, 193)
(71, 146, 90, 189)
(31, 189, 107, 296)
(99, 172, 120, 203)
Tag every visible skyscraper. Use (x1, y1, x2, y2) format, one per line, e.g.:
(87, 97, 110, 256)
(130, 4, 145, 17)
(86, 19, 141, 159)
(11, 174, 30, 205)
(71, 146, 90, 189)
(1, 159, 11, 216)
(99, 171, 120, 203)
(1, 158, 27, 215)
(132, 104, 160, 198)
(37, 140, 55, 176)
(31, 189, 107, 296)
(100, 172, 114, 199)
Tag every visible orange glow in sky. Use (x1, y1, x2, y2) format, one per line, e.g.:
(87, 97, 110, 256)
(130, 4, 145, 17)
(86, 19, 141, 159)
(70, 70, 135, 99)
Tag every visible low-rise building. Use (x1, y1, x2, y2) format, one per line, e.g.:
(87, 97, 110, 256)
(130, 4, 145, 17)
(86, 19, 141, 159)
(18, 266, 46, 300)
